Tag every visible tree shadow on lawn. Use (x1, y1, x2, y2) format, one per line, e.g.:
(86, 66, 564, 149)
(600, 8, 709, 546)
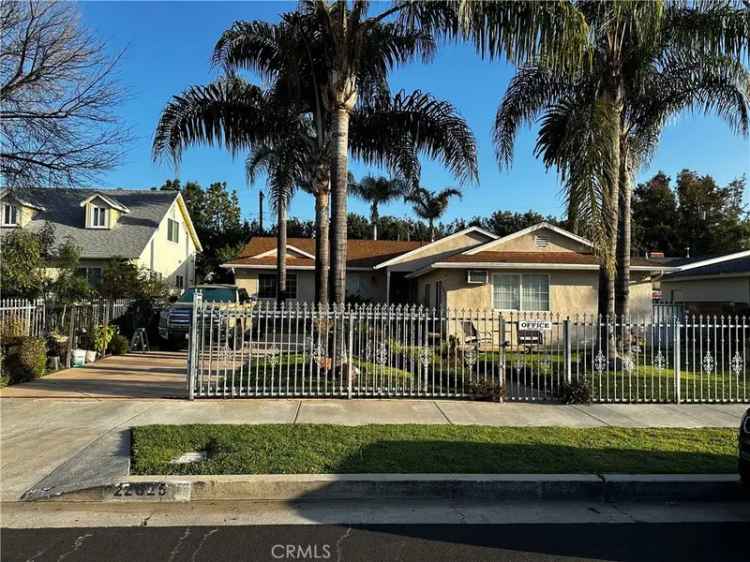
(287, 440, 739, 562)
(136, 433, 737, 476)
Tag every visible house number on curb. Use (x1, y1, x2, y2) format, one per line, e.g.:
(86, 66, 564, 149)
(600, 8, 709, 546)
(112, 482, 168, 497)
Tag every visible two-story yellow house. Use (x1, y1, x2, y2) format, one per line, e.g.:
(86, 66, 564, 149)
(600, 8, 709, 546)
(0, 188, 202, 291)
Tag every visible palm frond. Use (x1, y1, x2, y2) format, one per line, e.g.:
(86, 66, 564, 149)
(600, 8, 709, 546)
(350, 89, 478, 185)
(494, 64, 582, 169)
(152, 77, 267, 165)
(458, 0, 591, 72)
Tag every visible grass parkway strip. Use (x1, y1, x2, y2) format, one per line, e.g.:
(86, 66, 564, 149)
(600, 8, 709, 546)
(131, 425, 738, 476)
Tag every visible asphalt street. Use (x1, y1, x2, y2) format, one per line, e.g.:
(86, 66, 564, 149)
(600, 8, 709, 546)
(3, 522, 748, 562)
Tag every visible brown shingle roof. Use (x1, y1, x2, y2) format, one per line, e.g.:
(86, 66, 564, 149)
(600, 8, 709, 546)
(227, 237, 425, 269)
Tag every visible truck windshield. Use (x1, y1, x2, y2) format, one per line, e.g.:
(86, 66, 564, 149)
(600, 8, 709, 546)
(177, 288, 236, 303)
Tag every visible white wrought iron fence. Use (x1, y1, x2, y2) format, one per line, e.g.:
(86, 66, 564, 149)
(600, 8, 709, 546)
(186, 298, 749, 403)
(0, 298, 133, 338)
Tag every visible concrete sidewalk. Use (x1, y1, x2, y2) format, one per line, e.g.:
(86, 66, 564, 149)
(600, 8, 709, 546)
(1, 397, 746, 501)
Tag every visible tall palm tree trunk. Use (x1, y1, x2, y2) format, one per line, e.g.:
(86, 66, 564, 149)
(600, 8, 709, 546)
(314, 189, 330, 305)
(330, 106, 350, 304)
(276, 198, 287, 304)
(600, 81, 623, 360)
(615, 147, 632, 319)
(429, 219, 435, 242)
(371, 204, 378, 241)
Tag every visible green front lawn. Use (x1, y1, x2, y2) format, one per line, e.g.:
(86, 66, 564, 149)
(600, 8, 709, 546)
(131, 424, 738, 475)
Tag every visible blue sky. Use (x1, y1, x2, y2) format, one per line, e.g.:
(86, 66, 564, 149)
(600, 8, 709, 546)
(80, 1, 750, 224)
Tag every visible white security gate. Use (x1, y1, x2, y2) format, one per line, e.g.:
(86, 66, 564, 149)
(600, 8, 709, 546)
(186, 296, 748, 403)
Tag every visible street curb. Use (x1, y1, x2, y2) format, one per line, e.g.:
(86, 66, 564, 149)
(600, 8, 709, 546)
(41, 473, 746, 503)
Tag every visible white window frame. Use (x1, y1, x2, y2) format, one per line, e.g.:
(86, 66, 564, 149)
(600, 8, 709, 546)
(167, 218, 180, 243)
(1, 203, 19, 226)
(176, 274, 184, 290)
(91, 206, 108, 228)
(492, 273, 550, 312)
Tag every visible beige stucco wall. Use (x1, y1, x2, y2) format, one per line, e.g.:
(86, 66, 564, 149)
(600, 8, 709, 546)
(234, 269, 316, 303)
(388, 231, 492, 272)
(234, 269, 387, 304)
(417, 269, 600, 315)
(347, 270, 388, 302)
(661, 276, 750, 305)
(629, 272, 654, 318)
(477, 228, 590, 253)
(135, 199, 198, 290)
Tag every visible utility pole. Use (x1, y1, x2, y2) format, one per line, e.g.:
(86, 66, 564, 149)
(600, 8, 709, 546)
(259, 191, 264, 234)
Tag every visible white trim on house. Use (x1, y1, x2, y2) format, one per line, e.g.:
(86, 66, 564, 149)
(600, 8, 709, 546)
(372, 226, 498, 270)
(221, 263, 373, 272)
(672, 250, 750, 273)
(0, 190, 46, 211)
(405, 262, 675, 279)
(252, 244, 316, 260)
(463, 222, 594, 255)
(79, 192, 131, 213)
(663, 272, 750, 283)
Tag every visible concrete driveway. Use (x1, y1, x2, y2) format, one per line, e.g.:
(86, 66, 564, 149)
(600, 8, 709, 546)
(0, 352, 186, 399)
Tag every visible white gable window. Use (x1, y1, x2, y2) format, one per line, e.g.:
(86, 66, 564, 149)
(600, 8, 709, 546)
(493, 274, 549, 311)
(92, 206, 108, 227)
(2, 203, 19, 226)
(168, 218, 180, 243)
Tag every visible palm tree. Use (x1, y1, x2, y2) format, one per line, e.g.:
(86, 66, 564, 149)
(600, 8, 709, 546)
(213, 1, 589, 304)
(492, 1, 749, 318)
(408, 187, 462, 242)
(349, 175, 408, 240)
(213, 10, 481, 304)
(153, 78, 478, 306)
(246, 141, 311, 303)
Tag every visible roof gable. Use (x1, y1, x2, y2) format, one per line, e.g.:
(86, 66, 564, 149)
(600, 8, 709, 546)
(463, 222, 592, 255)
(79, 192, 130, 213)
(0, 188, 185, 259)
(373, 226, 498, 270)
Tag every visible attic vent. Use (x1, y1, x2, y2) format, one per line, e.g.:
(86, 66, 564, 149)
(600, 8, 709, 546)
(535, 235, 549, 248)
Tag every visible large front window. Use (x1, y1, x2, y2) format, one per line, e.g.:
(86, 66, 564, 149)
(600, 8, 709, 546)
(258, 273, 297, 299)
(492, 274, 549, 311)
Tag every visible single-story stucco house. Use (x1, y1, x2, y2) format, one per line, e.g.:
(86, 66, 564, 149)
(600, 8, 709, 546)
(0, 188, 202, 291)
(223, 222, 676, 318)
(660, 250, 750, 315)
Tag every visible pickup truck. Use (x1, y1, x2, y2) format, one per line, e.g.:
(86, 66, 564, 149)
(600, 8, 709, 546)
(158, 284, 250, 342)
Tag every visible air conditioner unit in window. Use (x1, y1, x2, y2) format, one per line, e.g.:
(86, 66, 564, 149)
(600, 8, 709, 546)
(466, 270, 488, 284)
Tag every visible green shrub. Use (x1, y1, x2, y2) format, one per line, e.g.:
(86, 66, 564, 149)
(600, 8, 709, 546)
(93, 324, 116, 356)
(0, 317, 28, 343)
(108, 334, 129, 355)
(558, 377, 592, 404)
(466, 378, 506, 402)
(5, 337, 47, 384)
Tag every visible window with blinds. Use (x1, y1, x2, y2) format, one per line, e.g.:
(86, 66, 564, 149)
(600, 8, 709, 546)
(492, 274, 549, 311)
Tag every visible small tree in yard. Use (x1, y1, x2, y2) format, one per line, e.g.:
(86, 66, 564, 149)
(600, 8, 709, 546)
(0, 0, 129, 187)
(98, 258, 169, 301)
